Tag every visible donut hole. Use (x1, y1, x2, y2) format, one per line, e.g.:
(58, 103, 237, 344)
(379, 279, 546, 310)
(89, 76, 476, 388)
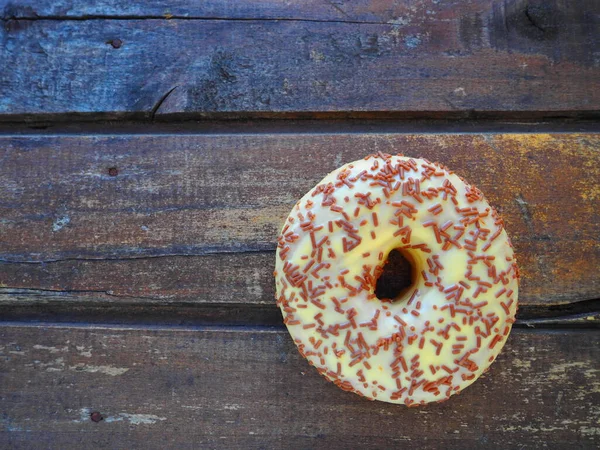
(375, 249, 415, 302)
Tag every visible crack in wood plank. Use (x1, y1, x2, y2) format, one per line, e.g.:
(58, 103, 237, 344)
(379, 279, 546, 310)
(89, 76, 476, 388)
(150, 86, 179, 120)
(0, 247, 275, 264)
(0, 14, 397, 26)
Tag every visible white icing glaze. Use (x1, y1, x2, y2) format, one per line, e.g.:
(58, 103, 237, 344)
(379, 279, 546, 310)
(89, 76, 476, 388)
(275, 154, 519, 405)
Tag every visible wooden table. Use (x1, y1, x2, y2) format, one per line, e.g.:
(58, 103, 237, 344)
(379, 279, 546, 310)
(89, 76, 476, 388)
(1, 1, 599, 448)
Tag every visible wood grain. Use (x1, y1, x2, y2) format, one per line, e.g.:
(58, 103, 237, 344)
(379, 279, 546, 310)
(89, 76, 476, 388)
(0, 253, 276, 304)
(1, 133, 598, 306)
(1, 0, 598, 116)
(0, 2, 597, 448)
(0, 325, 598, 449)
(2, 0, 443, 22)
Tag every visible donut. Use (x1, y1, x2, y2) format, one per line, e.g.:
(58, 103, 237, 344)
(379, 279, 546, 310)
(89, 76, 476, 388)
(274, 153, 519, 405)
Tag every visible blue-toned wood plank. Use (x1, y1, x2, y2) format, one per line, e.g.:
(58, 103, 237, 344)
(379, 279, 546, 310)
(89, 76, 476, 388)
(0, 0, 598, 117)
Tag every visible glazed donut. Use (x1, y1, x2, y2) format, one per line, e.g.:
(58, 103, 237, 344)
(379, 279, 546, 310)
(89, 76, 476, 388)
(274, 153, 519, 405)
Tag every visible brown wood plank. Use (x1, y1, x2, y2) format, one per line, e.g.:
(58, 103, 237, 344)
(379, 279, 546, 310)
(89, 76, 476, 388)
(0, 325, 598, 449)
(1, 0, 599, 116)
(0, 253, 275, 304)
(1, 133, 598, 306)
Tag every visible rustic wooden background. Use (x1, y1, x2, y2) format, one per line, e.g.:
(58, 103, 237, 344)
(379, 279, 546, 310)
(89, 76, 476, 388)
(1, 0, 599, 448)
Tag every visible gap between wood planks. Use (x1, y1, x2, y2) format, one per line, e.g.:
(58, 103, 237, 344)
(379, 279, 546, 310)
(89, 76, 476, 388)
(2, 111, 600, 125)
(1, 14, 392, 26)
(0, 293, 598, 330)
(0, 117, 599, 136)
(0, 315, 597, 334)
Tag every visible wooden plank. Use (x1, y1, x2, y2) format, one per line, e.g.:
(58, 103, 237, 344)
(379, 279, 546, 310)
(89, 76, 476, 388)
(1, 133, 598, 306)
(0, 325, 598, 449)
(5, 0, 430, 22)
(0, 254, 275, 304)
(1, 0, 599, 116)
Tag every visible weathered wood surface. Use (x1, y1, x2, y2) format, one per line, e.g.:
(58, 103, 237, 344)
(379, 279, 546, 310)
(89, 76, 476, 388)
(1, 133, 598, 306)
(0, 326, 598, 449)
(1, 0, 599, 117)
(3, 0, 448, 22)
(0, 2, 598, 449)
